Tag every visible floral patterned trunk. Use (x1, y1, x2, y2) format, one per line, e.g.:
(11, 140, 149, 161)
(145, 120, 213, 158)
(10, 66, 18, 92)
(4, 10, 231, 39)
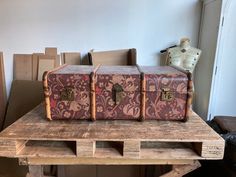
(95, 66, 141, 120)
(43, 65, 94, 120)
(140, 66, 190, 121)
(43, 65, 192, 121)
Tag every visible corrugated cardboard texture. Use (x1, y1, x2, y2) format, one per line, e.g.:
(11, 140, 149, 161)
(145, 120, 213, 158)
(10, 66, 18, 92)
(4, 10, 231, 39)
(89, 49, 136, 66)
(14, 54, 33, 80)
(3, 80, 44, 129)
(0, 52, 7, 130)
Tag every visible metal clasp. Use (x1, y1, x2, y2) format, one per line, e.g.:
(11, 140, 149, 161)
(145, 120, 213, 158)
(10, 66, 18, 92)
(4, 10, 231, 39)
(112, 83, 124, 105)
(161, 88, 174, 101)
(60, 87, 74, 101)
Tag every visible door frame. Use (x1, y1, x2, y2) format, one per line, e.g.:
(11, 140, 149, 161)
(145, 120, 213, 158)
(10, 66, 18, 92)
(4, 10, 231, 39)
(207, 0, 232, 120)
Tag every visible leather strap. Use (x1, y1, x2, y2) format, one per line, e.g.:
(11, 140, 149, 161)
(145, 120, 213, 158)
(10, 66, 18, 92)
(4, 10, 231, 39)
(90, 65, 101, 121)
(136, 65, 146, 121)
(43, 64, 68, 120)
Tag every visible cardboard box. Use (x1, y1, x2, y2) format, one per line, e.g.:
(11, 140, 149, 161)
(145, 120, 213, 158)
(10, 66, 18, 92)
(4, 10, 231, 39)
(88, 48, 136, 66)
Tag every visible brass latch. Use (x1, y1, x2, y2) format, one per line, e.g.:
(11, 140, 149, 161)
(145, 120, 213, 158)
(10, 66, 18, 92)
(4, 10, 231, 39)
(161, 88, 174, 101)
(60, 87, 74, 101)
(112, 83, 124, 105)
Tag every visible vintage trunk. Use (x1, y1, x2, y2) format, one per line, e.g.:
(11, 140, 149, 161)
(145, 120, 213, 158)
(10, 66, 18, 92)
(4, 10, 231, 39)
(43, 65, 94, 120)
(94, 66, 141, 120)
(139, 66, 192, 121)
(43, 65, 192, 121)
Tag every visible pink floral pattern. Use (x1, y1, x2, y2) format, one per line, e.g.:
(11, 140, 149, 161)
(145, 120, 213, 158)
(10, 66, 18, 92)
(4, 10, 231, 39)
(46, 65, 189, 121)
(144, 72, 188, 120)
(95, 74, 141, 119)
(48, 73, 91, 120)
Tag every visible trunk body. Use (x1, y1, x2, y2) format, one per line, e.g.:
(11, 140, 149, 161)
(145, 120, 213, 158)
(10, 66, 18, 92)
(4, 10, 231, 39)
(44, 65, 192, 121)
(95, 66, 141, 119)
(140, 66, 189, 121)
(44, 65, 94, 120)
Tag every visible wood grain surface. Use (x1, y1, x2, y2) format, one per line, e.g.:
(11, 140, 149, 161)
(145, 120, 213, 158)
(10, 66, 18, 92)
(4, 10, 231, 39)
(0, 103, 225, 163)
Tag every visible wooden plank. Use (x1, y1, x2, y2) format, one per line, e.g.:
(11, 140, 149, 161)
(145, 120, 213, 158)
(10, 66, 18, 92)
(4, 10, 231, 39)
(37, 56, 55, 81)
(22, 157, 194, 165)
(0, 104, 225, 160)
(160, 160, 201, 177)
(0, 105, 223, 142)
(62, 52, 81, 65)
(14, 54, 33, 80)
(0, 52, 7, 130)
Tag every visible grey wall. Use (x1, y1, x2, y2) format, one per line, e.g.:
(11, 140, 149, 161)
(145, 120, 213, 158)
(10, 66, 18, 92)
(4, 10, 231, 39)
(0, 0, 202, 94)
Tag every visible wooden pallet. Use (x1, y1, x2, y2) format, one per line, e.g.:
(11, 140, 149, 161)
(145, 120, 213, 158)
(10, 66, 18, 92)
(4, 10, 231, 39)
(0, 103, 224, 165)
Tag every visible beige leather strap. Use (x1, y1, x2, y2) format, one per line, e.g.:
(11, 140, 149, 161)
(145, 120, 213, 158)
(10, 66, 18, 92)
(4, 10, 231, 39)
(90, 65, 101, 121)
(43, 64, 68, 120)
(140, 72, 146, 121)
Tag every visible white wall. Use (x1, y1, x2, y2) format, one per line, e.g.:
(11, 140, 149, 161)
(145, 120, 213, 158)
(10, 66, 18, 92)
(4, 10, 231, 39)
(0, 0, 201, 95)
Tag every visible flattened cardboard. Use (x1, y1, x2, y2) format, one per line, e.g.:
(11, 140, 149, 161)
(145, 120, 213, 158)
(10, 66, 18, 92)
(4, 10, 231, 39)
(45, 47, 57, 57)
(14, 54, 33, 80)
(89, 49, 136, 66)
(3, 80, 44, 129)
(0, 52, 7, 130)
(37, 56, 55, 81)
(32, 53, 44, 81)
(62, 52, 81, 65)
(56, 54, 61, 67)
